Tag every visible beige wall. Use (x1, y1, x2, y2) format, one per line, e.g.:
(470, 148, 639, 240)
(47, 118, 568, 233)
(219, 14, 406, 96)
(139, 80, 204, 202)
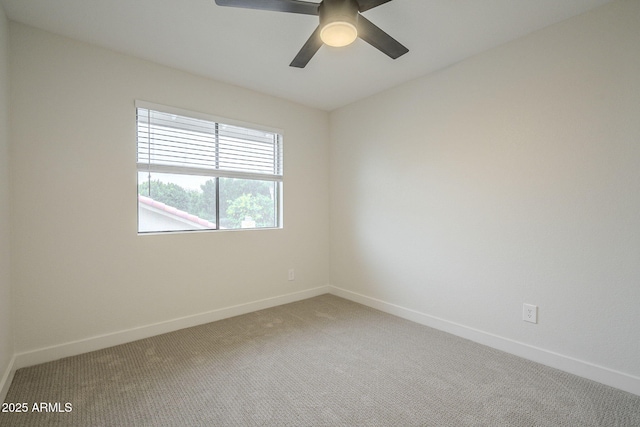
(330, 1, 640, 378)
(9, 23, 330, 354)
(0, 3, 13, 395)
(4, 0, 640, 395)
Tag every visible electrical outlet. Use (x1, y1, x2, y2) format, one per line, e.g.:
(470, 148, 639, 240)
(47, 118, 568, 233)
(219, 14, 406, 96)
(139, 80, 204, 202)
(523, 304, 537, 324)
(288, 269, 295, 281)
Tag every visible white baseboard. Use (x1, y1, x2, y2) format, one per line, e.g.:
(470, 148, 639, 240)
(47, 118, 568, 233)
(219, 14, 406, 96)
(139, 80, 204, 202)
(8, 284, 639, 398)
(0, 354, 16, 403)
(328, 285, 640, 397)
(14, 285, 331, 370)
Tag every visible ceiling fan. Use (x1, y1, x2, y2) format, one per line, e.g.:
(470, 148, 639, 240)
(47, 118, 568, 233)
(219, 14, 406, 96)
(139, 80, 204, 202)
(214, 0, 409, 68)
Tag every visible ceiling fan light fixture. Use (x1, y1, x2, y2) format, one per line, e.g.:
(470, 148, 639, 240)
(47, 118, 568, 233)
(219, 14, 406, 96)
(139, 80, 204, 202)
(320, 21, 358, 47)
(214, 0, 409, 68)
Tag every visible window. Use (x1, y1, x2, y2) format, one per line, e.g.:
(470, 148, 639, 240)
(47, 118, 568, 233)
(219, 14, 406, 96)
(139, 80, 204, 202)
(136, 101, 283, 233)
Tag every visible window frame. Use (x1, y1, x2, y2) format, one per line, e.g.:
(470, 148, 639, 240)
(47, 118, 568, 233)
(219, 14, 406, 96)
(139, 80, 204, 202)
(136, 100, 284, 234)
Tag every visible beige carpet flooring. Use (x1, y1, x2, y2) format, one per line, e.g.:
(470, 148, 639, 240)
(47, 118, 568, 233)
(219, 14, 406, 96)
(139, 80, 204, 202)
(1, 294, 639, 426)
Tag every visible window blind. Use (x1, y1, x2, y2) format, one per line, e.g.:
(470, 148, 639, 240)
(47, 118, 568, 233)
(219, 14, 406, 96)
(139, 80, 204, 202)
(136, 104, 283, 181)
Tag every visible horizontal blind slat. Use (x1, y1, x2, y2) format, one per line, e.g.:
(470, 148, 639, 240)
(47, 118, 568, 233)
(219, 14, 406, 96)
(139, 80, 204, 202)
(136, 107, 282, 177)
(136, 163, 282, 182)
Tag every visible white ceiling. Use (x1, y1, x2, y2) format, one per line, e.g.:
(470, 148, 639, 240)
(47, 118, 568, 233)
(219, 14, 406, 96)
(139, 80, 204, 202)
(0, 0, 611, 111)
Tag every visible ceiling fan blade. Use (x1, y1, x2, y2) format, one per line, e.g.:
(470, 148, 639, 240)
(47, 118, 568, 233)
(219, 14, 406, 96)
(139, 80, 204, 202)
(357, 15, 408, 59)
(356, 0, 393, 13)
(214, 0, 319, 15)
(290, 26, 323, 68)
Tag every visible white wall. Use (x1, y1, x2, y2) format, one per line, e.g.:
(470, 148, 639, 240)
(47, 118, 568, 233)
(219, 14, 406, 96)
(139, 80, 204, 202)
(5, 0, 639, 397)
(0, 3, 13, 398)
(330, 0, 640, 383)
(9, 23, 330, 356)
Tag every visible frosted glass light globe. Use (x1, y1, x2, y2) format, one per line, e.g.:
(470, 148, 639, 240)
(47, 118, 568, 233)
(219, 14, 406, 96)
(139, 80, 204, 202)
(320, 21, 358, 47)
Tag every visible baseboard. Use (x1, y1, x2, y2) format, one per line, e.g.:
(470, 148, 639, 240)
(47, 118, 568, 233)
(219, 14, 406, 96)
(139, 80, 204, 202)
(0, 354, 16, 403)
(328, 285, 640, 397)
(10, 284, 639, 397)
(14, 285, 331, 370)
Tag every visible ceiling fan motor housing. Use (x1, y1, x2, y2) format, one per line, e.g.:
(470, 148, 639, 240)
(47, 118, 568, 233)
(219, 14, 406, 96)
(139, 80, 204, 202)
(319, 0, 359, 30)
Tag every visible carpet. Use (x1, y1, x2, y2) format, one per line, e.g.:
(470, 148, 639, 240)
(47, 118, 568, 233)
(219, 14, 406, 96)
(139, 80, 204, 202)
(1, 294, 639, 426)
